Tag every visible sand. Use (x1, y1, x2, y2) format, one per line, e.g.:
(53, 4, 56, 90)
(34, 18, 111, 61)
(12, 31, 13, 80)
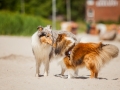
(0, 34, 120, 90)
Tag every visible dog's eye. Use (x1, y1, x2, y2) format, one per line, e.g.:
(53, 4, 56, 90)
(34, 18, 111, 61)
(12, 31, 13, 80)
(46, 34, 51, 37)
(46, 35, 49, 37)
(38, 32, 46, 37)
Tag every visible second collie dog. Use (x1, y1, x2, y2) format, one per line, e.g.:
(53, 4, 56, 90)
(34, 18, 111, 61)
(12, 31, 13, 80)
(41, 33, 119, 79)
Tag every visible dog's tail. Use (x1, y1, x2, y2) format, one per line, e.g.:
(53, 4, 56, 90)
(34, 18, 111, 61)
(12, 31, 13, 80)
(95, 44, 119, 71)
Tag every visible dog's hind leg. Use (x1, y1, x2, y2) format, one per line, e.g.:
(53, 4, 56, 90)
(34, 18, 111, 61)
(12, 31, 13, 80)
(90, 70, 95, 78)
(84, 55, 98, 78)
(88, 66, 98, 78)
(90, 69, 98, 78)
(95, 72, 98, 78)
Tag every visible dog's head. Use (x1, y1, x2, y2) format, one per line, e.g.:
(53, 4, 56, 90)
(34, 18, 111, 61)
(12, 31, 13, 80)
(40, 32, 76, 55)
(37, 25, 53, 44)
(37, 25, 52, 37)
(55, 33, 75, 55)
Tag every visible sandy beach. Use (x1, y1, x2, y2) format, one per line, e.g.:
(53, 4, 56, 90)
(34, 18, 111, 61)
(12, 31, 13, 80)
(0, 34, 120, 90)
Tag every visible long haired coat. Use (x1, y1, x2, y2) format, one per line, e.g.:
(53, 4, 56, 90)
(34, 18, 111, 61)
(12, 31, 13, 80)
(41, 33, 119, 79)
(32, 25, 52, 77)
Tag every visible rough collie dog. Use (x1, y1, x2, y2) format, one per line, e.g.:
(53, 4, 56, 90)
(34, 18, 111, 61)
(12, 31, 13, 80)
(31, 25, 53, 77)
(41, 33, 119, 79)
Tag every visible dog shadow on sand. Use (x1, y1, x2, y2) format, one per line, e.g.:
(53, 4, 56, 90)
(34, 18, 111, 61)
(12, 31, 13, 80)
(54, 74, 119, 80)
(54, 74, 89, 79)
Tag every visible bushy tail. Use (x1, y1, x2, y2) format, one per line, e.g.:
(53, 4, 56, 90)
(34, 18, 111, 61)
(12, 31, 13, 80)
(95, 44, 119, 71)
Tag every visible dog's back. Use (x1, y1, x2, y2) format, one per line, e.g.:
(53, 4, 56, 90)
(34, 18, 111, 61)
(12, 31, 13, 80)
(70, 42, 119, 71)
(70, 42, 102, 66)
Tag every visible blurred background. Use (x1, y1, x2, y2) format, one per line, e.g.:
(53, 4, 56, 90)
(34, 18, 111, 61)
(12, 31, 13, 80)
(0, 0, 120, 41)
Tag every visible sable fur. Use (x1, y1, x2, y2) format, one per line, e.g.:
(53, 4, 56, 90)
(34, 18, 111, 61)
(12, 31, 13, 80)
(66, 42, 119, 78)
(54, 34, 76, 55)
(42, 33, 119, 78)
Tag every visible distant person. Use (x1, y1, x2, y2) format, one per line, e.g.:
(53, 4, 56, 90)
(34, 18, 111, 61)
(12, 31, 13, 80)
(86, 20, 92, 34)
(61, 21, 78, 35)
(87, 22, 100, 35)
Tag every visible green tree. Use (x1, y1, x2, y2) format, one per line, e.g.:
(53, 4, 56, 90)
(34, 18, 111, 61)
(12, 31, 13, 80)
(0, 0, 86, 21)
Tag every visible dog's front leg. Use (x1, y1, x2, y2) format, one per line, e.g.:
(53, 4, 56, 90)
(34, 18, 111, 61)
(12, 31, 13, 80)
(67, 69, 74, 79)
(74, 69, 78, 77)
(35, 60, 41, 77)
(43, 60, 49, 76)
(61, 67, 65, 75)
(60, 61, 66, 75)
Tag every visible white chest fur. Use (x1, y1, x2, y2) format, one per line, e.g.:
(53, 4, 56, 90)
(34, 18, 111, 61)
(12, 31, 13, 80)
(31, 32, 52, 60)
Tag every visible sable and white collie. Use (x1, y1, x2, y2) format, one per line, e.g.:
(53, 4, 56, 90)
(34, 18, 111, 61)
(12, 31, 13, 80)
(31, 25, 53, 77)
(40, 33, 119, 79)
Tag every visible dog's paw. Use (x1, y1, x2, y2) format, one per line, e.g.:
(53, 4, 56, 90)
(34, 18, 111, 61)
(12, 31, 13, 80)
(54, 74, 62, 77)
(44, 73, 48, 77)
(68, 77, 75, 79)
(68, 75, 75, 79)
(35, 74, 39, 77)
(61, 75, 68, 79)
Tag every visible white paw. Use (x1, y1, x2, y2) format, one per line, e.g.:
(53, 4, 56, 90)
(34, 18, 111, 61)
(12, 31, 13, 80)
(68, 76, 74, 79)
(35, 74, 39, 77)
(44, 73, 48, 77)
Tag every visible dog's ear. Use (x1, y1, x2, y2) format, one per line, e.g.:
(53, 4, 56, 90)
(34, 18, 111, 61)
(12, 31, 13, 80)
(57, 34, 66, 42)
(59, 34, 66, 38)
(37, 26, 43, 31)
(47, 25, 52, 29)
